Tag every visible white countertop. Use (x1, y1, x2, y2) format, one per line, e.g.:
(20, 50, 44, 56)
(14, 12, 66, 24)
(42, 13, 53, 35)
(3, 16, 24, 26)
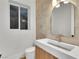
(35, 38, 79, 59)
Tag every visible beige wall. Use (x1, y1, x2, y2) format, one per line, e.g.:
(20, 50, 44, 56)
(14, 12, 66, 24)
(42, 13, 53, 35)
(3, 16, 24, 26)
(36, 0, 79, 46)
(36, 0, 52, 39)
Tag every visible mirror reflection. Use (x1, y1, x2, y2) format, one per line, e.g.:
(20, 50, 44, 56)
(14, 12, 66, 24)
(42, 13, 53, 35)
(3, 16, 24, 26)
(50, 3, 75, 37)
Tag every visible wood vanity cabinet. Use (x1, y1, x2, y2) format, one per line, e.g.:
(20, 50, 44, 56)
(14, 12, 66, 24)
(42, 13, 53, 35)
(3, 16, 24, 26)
(35, 46, 58, 59)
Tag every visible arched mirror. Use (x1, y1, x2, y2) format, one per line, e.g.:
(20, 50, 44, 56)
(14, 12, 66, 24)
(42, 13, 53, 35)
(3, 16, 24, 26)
(50, 2, 76, 37)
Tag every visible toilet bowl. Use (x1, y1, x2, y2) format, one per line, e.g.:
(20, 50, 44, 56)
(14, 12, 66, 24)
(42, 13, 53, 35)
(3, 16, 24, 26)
(25, 47, 35, 59)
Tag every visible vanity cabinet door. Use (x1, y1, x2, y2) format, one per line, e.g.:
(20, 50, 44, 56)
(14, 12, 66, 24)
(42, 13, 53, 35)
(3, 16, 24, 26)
(36, 46, 58, 59)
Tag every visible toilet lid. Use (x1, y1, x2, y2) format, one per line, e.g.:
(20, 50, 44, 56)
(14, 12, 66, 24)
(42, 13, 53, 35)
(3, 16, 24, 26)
(25, 47, 35, 53)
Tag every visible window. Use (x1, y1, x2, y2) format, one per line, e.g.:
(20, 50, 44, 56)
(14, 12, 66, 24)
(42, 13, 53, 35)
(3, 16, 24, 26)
(10, 5, 19, 29)
(20, 7, 28, 29)
(10, 3, 29, 30)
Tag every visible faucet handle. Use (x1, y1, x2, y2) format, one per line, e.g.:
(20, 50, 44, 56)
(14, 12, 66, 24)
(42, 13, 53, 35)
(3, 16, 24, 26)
(56, 35, 64, 42)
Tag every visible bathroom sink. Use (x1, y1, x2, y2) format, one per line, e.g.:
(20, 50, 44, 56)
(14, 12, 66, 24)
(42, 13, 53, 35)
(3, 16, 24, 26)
(35, 38, 79, 59)
(48, 40, 74, 51)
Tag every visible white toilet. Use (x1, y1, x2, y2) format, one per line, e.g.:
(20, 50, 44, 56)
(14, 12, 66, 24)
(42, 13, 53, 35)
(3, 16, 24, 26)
(25, 47, 35, 59)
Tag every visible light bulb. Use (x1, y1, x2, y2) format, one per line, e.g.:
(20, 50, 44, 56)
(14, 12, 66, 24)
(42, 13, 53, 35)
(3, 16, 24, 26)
(56, 4, 60, 8)
(61, 0, 65, 2)
(64, 0, 69, 4)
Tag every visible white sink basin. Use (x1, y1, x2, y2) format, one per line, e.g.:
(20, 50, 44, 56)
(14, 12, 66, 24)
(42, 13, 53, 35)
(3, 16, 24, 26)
(48, 40, 74, 51)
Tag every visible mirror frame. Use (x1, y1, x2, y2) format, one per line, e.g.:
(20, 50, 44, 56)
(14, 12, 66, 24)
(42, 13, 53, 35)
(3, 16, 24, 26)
(50, 2, 76, 37)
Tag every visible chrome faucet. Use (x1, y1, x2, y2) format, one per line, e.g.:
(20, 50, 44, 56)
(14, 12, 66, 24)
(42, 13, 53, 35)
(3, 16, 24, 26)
(56, 35, 64, 42)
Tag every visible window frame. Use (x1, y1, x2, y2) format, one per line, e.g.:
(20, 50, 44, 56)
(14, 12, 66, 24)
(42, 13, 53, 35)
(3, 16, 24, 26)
(9, 2, 30, 30)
